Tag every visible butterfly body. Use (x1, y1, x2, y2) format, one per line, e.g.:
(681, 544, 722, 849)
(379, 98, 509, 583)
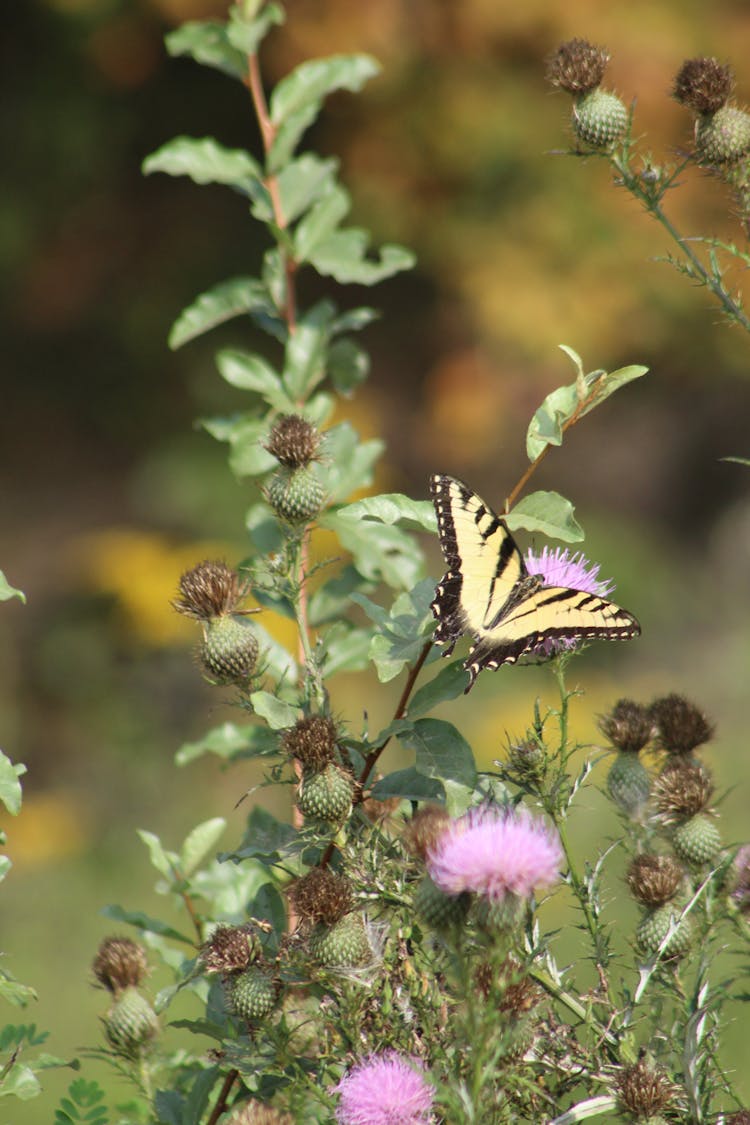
(430, 474, 640, 692)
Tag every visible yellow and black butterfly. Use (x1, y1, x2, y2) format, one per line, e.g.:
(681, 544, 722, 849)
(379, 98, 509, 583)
(430, 474, 640, 692)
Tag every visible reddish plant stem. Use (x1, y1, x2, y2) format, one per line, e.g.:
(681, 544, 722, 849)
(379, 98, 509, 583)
(206, 1068, 239, 1125)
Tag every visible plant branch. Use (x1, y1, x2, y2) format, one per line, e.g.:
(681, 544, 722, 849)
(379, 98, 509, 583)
(206, 1068, 239, 1125)
(360, 640, 432, 788)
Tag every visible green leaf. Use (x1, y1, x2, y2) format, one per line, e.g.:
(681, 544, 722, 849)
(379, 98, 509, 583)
(308, 565, 373, 626)
(165, 20, 247, 79)
(245, 502, 285, 554)
(176, 722, 278, 765)
(0, 571, 25, 603)
(180, 818, 226, 876)
(318, 426, 384, 504)
(582, 363, 648, 416)
(371, 767, 443, 802)
(337, 493, 436, 532)
(407, 661, 469, 717)
(271, 155, 338, 226)
(0, 969, 37, 1007)
(101, 905, 193, 945)
(327, 337, 370, 396)
(137, 829, 176, 880)
(143, 137, 261, 195)
(181, 1066, 221, 1125)
(54, 1079, 108, 1124)
(271, 54, 380, 126)
(254, 620, 298, 688)
(722, 455, 750, 466)
(507, 490, 584, 542)
(169, 278, 281, 350)
(525, 382, 578, 461)
(267, 104, 320, 173)
(249, 692, 299, 730)
(400, 718, 477, 790)
(353, 581, 435, 681)
(318, 622, 372, 677)
(321, 510, 424, 590)
(282, 300, 333, 399)
(0, 751, 23, 815)
(223, 417, 276, 478)
(294, 183, 350, 262)
(223, 806, 297, 863)
(0, 856, 11, 883)
(225, 2, 284, 55)
(309, 231, 416, 285)
(1, 1064, 41, 1101)
(216, 348, 293, 412)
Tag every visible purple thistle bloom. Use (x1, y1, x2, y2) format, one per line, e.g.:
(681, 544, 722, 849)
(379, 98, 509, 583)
(731, 844, 750, 912)
(334, 1051, 434, 1125)
(426, 807, 563, 902)
(523, 545, 616, 659)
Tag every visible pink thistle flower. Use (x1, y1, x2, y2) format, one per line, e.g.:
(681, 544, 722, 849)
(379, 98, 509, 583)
(731, 843, 750, 912)
(334, 1051, 434, 1125)
(523, 546, 616, 659)
(426, 807, 563, 902)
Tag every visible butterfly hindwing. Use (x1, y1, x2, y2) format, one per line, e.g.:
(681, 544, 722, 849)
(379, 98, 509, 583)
(430, 474, 640, 691)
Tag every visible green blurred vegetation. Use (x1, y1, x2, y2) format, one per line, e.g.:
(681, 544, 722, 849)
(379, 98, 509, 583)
(2, 0, 750, 1117)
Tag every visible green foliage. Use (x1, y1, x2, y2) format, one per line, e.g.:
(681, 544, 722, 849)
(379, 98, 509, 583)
(53, 1079, 109, 1125)
(0, 570, 25, 603)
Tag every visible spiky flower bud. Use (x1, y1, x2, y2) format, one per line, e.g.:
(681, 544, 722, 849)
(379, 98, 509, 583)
(229, 965, 277, 1022)
(653, 760, 713, 822)
(201, 614, 259, 683)
(507, 736, 547, 781)
(546, 38, 609, 95)
(172, 560, 245, 621)
(673, 57, 733, 114)
(281, 715, 339, 771)
(616, 1058, 679, 1120)
(573, 88, 628, 148)
(264, 414, 321, 468)
(626, 854, 684, 908)
(649, 694, 714, 755)
(290, 868, 353, 926)
(173, 561, 259, 683)
(636, 903, 693, 959)
(92, 936, 149, 995)
(297, 763, 355, 823)
(599, 699, 653, 752)
(673, 813, 722, 866)
(414, 873, 471, 931)
(201, 924, 262, 975)
(695, 106, 750, 164)
(309, 912, 371, 967)
(103, 986, 159, 1059)
(403, 805, 452, 861)
(475, 957, 541, 1014)
(607, 752, 651, 816)
(226, 1103, 294, 1125)
(267, 464, 325, 524)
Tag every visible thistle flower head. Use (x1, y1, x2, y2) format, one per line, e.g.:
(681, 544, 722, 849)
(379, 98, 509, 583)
(402, 805, 452, 861)
(546, 38, 610, 95)
(522, 546, 617, 658)
(616, 1058, 680, 1119)
(290, 867, 353, 926)
(426, 807, 562, 903)
(172, 560, 245, 620)
(92, 936, 149, 995)
(730, 843, 750, 912)
(649, 694, 715, 755)
(673, 56, 733, 114)
(653, 760, 714, 822)
(281, 714, 339, 770)
(599, 699, 654, 753)
(201, 924, 262, 975)
(334, 1052, 434, 1125)
(264, 413, 321, 468)
(626, 853, 684, 908)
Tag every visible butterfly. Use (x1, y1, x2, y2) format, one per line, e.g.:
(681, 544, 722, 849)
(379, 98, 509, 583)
(430, 474, 641, 692)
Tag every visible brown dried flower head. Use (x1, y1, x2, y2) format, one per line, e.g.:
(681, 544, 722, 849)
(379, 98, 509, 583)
(290, 867, 353, 926)
(725, 1112, 750, 1125)
(475, 958, 542, 1013)
(226, 1102, 294, 1125)
(626, 853, 684, 908)
(402, 804, 452, 861)
(281, 714, 339, 770)
(201, 924, 262, 975)
(264, 414, 321, 468)
(599, 699, 654, 753)
(546, 38, 610, 95)
(673, 57, 733, 114)
(172, 560, 245, 621)
(654, 759, 714, 822)
(649, 693, 715, 755)
(617, 1058, 679, 1118)
(92, 936, 149, 995)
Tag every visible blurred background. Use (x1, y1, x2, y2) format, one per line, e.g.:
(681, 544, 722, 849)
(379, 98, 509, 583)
(2, 0, 750, 1115)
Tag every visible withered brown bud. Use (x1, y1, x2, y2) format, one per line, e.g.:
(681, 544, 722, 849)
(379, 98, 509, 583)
(172, 560, 245, 620)
(281, 715, 338, 770)
(599, 699, 654, 753)
(673, 57, 733, 114)
(626, 854, 684, 908)
(546, 38, 610, 95)
(616, 1058, 679, 1119)
(201, 924, 262, 975)
(402, 805, 452, 861)
(290, 867, 353, 926)
(264, 414, 321, 468)
(475, 957, 542, 1012)
(725, 1112, 750, 1125)
(649, 693, 715, 755)
(653, 760, 714, 822)
(92, 936, 149, 995)
(226, 1101, 294, 1125)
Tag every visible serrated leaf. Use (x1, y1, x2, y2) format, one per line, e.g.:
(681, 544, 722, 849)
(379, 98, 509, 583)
(282, 300, 333, 399)
(249, 691, 299, 729)
(223, 806, 297, 863)
(294, 183, 350, 262)
(371, 767, 443, 802)
(400, 718, 477, 789)
(271, 54, 380, 126)
(101, 905, 193, 944)
(309, 232, 415, 285)
(337, 493, 436, 531)
(407, 661, 469, 717)
(143, 137, 261, 195)
(176, 722, 278, 765)
(0, 751, 23, 815)
(179, 818, 226, 876)
(0, 571, 25, 603)
(507, 491, 584, 542)
(169, 277, 278, 349)
(165, 20, 247, 79)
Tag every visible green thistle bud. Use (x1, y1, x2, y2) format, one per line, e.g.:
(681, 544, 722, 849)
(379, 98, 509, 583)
(607, 751, 651, 816)
(201, 614, 259, 683)
(309, 913, 370, 967)
(414, 873, 471, 931)
(636, 903, 692, 958)
(103, 986, 159, 1059)
(297, 763, 354, 823)
(672, 813, 721, 866)
(475, 892, 526, 934)
(229, 966, 277, 1022)
(573, 88, 628, 148)
(267, 464, 325, 524)
(696, 105, 750, 164)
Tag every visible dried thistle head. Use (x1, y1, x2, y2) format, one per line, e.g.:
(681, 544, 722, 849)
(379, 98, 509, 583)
(172, 560, 245, 621)
(546, 38, 610, 95)
(626, 853, 684, 908)
(201, 924, 262, 975)
(673, 57, 733, 114)
(653, 759, 714, 822)
(226, 1103, 294, 1125)
(616, 1058, 680, 1119)
(725, 1112, 750, 1125)
(475, 957, 542, 1012)
(402, 805, 452, 861)
(281, 714, 339, 770)
(92, 936, 149, 995)
(290, 867, 353, 926)
(599, 699, 654, 753)
(264, 414, 321, 468)
(649, 693, 715, 755)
